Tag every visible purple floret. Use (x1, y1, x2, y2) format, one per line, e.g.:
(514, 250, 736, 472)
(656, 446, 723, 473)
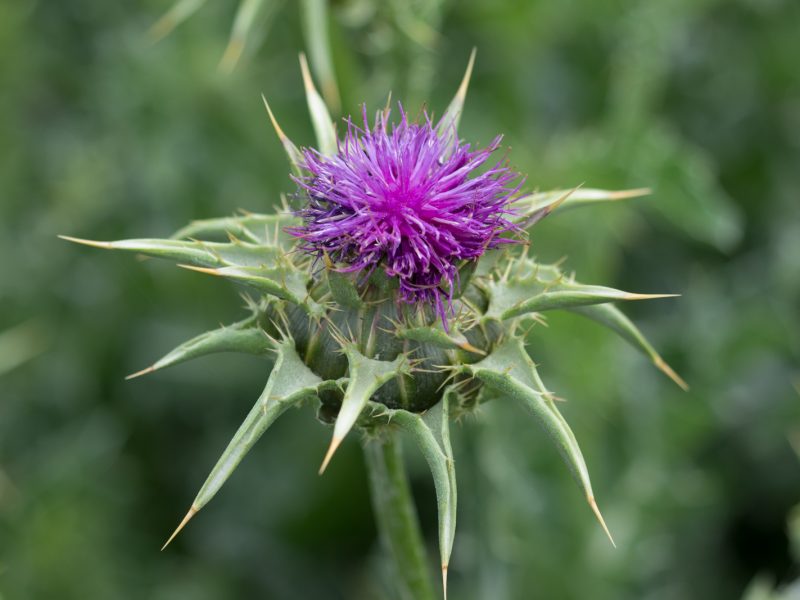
(289, 105, 523, 322)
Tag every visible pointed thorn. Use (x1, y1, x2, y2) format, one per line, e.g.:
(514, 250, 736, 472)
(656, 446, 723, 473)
(299, 53, 317, 96)
(606, 187, 651, 200)
(457, 341, 486, 355)
(161, 506, 198, 551)
(261, 95, 288, 142)
(319, 435, 343, 475)
(653, 355, 689, 391)
(623, 293, 681, 301)
(442, 564, 449, 600)
(456, 48, 477, 101)
(57, 235, 113, 249)
(547, 185, 581, 214)
(125, 365, 156, 380)
(177, 264, 221, 276)
(588, 495, 616, 548)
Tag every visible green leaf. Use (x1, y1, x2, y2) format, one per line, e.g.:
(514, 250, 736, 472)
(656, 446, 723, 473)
(300, 0, 340, 112)
(299, 53, 337, 156)
(571, 303, 688, 390)
(59, 236, 283, 269)
(462, 337, 615, 546)
(171, 212, 299, 247)
(319, 345, 408, 473)
(161, 338, 323, 549)
(436, 48, 476, 152)
(484, 260, 676, 320)
(391, 389, 458, 596)
(516, 187, 651, 222)
(60, 233, 323, 314)
(126, 316, 270, 380)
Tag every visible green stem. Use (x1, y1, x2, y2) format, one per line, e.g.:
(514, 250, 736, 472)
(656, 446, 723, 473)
(364, 434, 437, 600)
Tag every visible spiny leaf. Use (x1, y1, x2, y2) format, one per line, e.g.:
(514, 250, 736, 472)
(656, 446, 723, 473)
(484, 261, 676, 320)
(461, 338, 615, 546)
(171, 212, 299, 247)
(498, 284, 676, 320)
(299, 53, 337, 156)
(516, 186, 580, 229)
(149, 0, 206, 42)
(262, 95, 304, 177)
(517, 187, 651, 217)
(60, 234, 327, 315)
(59, 236, 282, 269)
(126, 316, 269, 380)
(436, 48, 476, 152)
(162, 338, 323, 549)
(390, 389, 458, 598)
(571, 303, 688, 390)
(319, 346, 408, 473)
(299, 0, 340, 112)
(178, 263, 323, 316)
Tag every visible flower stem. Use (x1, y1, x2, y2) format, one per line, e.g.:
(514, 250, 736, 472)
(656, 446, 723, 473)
(363, 434, 437, 600)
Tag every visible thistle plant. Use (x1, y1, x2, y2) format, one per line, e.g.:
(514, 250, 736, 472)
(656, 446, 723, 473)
(62, 51, 687, 599)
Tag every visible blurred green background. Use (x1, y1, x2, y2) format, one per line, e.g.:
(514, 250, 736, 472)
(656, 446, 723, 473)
(2, 0, 799, 598)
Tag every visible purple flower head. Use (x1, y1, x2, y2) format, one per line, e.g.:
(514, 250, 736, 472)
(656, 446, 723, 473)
(289, 105, 523, 321)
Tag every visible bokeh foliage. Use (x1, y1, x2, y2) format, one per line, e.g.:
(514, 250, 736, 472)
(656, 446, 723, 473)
(1, 0, 798, 598)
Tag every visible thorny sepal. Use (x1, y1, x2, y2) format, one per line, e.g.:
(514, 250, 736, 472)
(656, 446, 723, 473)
(483, 259, 676, 321)
(299, 53, 337, 156)
(389, 387, 458, 599)
(126, 315, 270, 380)
(458, 336, 615, 547)
(58, 236, 283, 269)
(571, 303, 688, 390)
(436, 48, 476, 154)
(299, 0, 340, 112)
(58, 235, 324, 316)
(261, 96, 305, 179)
(171, 212, 299, 248)
(162, 335, 325, 550)
(319, 343, 411, 473)
(516, 187, 652, 222)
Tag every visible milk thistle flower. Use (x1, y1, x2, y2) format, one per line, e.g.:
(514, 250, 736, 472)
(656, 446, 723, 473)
(289, 105, 522, 323)
(61, 51, 687, 599)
